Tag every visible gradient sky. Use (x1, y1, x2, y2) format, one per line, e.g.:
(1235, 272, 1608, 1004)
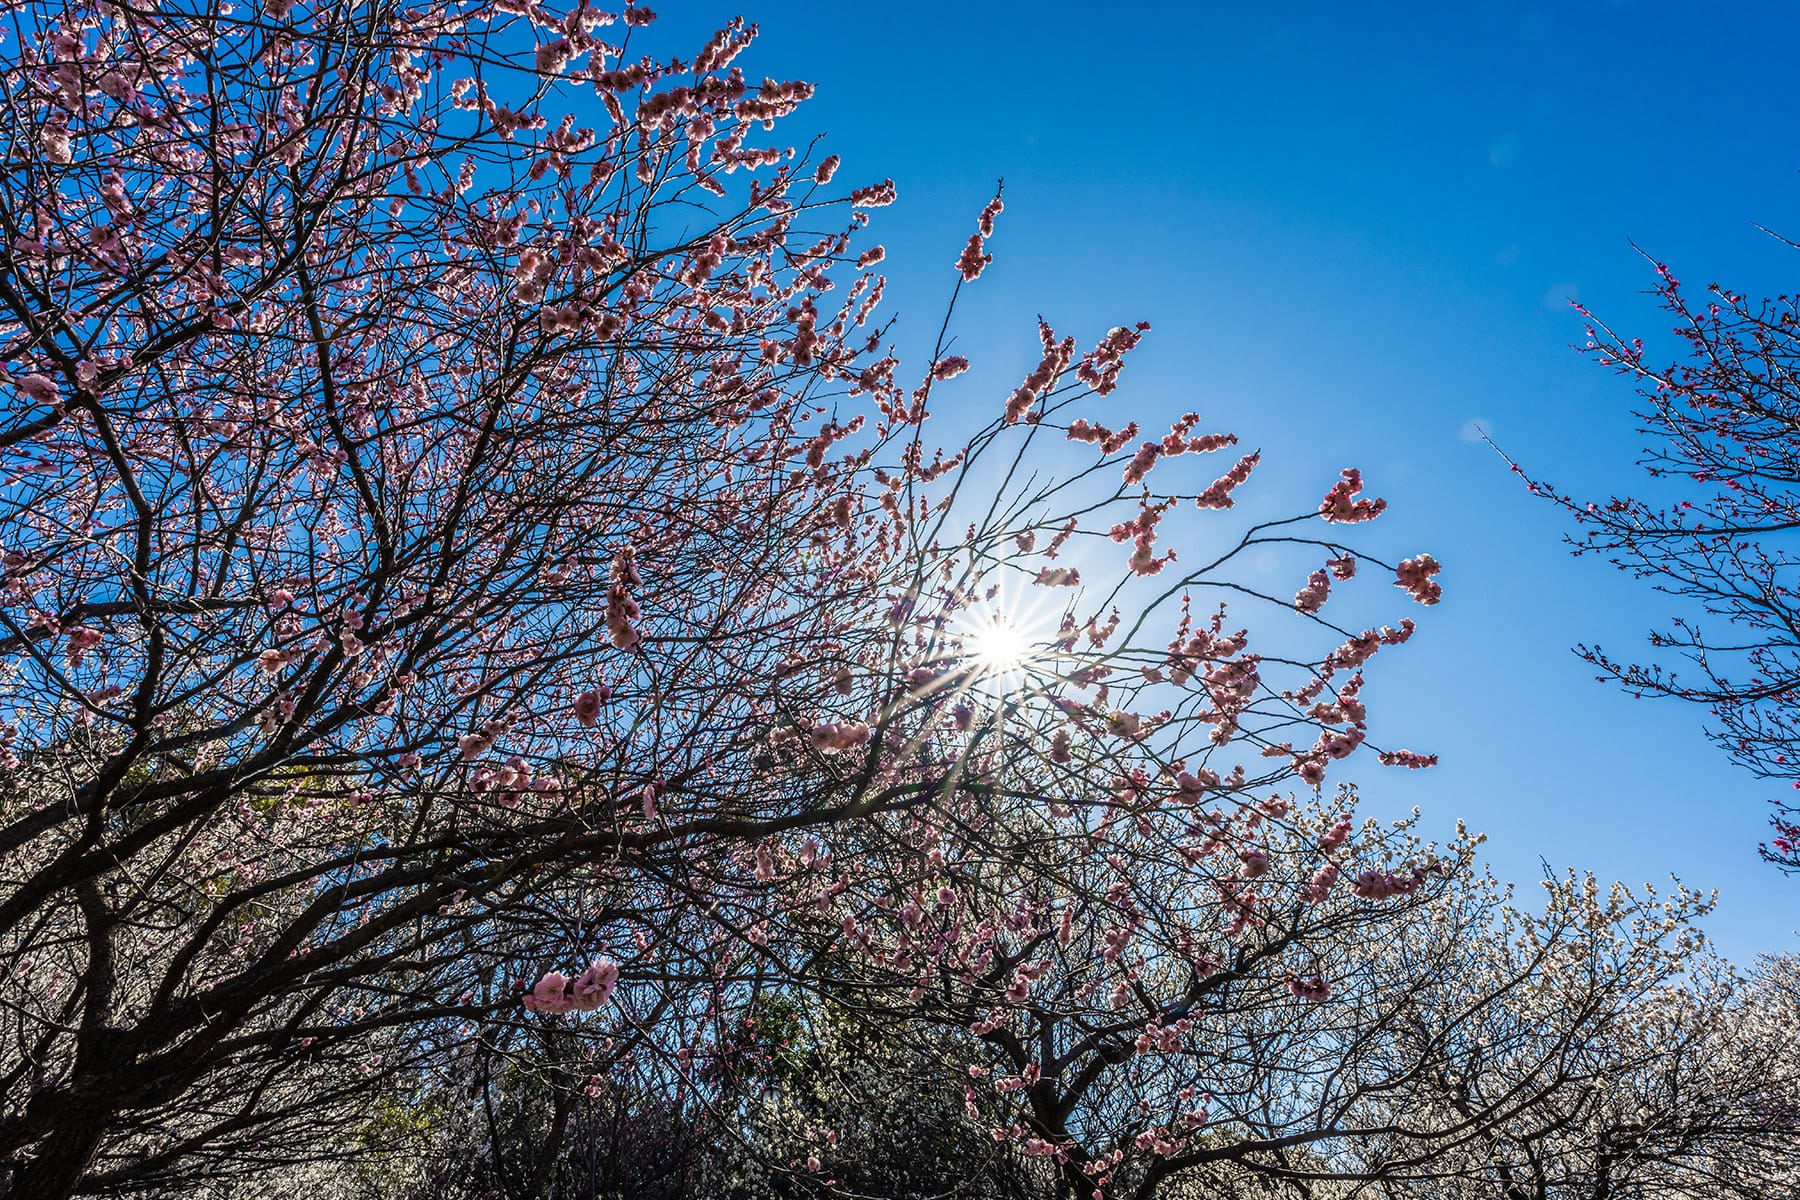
(659, 1, 1800, 962)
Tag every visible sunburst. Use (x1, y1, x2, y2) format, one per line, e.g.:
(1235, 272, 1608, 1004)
(954, 598, 1052, 698)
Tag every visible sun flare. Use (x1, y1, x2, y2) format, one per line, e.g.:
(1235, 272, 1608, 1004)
(969, 612, 1035, 677)
(953, 601, 1052, 698)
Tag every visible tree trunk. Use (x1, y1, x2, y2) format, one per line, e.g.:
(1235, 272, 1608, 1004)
(4, 1119, 107, 1200)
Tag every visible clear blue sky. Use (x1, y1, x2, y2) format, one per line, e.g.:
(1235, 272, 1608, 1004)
(664, 1, 1800, 961)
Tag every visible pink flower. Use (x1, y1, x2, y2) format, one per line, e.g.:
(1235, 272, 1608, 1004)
(1287, 975, 1331, 1002)
(814, 154, 840, 184)
(64, 625, 103, 667)
(1196, 452, 1260, 510)
(1005, 322, 1074, 423)
(1299, 863, 1339, 903)
(810, 720, 871, 753)
(570, 959, 619, 1010)
(18, 374, 60, 409)
(534, 38, 572, 75)
(606, 553, 642, 650)
(977, 190, 1004, 237)
(572, 687, 609, 727)
(956, 233, 989, 281)
(524, 970, 572, 1014)
(1318, 817, 1354, 851)
(850, 179, 897, 208)
(1123, 442, 1160, 485)
(1394, 554, 1442, 605)
(1004, 969, 1033, 1005)
(1348, 869, 1424, 900)
(1319, 468, 1387, 524)
(931, 355, 969, 381)
(1293, 569, 1331, 614)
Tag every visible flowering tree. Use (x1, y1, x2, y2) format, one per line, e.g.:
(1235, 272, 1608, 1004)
(586, 802, 1722, 1199)
(0, 2, 1453, 1195)
(1340, 951, 1800, 1200)
(1524, 245, 1800, 871)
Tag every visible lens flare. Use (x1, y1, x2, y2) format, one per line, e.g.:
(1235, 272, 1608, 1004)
(969, 612, 1034, 677)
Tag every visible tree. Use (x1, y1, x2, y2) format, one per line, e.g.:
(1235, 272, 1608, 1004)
(643, 795, 1732, 1200)
(395, 999, 1048, 1200)
(1522, 245, 1800, 871)
(0, 1, 1457, 1194)
(1326, 951, 1800, 1200)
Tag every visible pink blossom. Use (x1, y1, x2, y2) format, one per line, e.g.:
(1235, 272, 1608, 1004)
(64, 626, 103, 667)
(1318, 818, 1354, 851)
(1348, 869, 1424, 900)
(570, 959, 619, 1010)
(1317, 725, 1365, 760)
(17, 374, 60, 409)
(1196, 453, 1260, 510)
(1123, 442, 1160, 485)
(1319, 468, 1387, 524)
(1005, 321, 1074, 423)
(1394, 554, 1442, 605)
(1075, 323, 1148, 396)
(814, 154, 840, 184)
(978, 190, 1004, 236)
(1293, 569, 1331, 614)
(810, 719, 871, 752)
(850, 179, 897, 208)
(931, 356, 969, 381)
(1004, 968, 1033, 1005)
(1378, 748, 1439, 769)
(1287, 975, 1331, 1002)
(534, 38, 573, 75)
(524, 970, 572, 1014)
(606, 553, 642, 650)
(955, 233, 990, 281)
(1299, 863, 1340, 903)
(572, 687, 609, 727)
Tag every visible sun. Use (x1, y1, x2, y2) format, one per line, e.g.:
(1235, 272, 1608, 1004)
(955, 604, 1047, 696)
(970, 612, 1034, 674)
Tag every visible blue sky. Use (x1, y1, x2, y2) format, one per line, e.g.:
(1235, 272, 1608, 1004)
(662, 1, 1800, 961)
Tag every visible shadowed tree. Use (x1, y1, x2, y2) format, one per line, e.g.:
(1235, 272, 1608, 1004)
(0, 2, 1461, 1195)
